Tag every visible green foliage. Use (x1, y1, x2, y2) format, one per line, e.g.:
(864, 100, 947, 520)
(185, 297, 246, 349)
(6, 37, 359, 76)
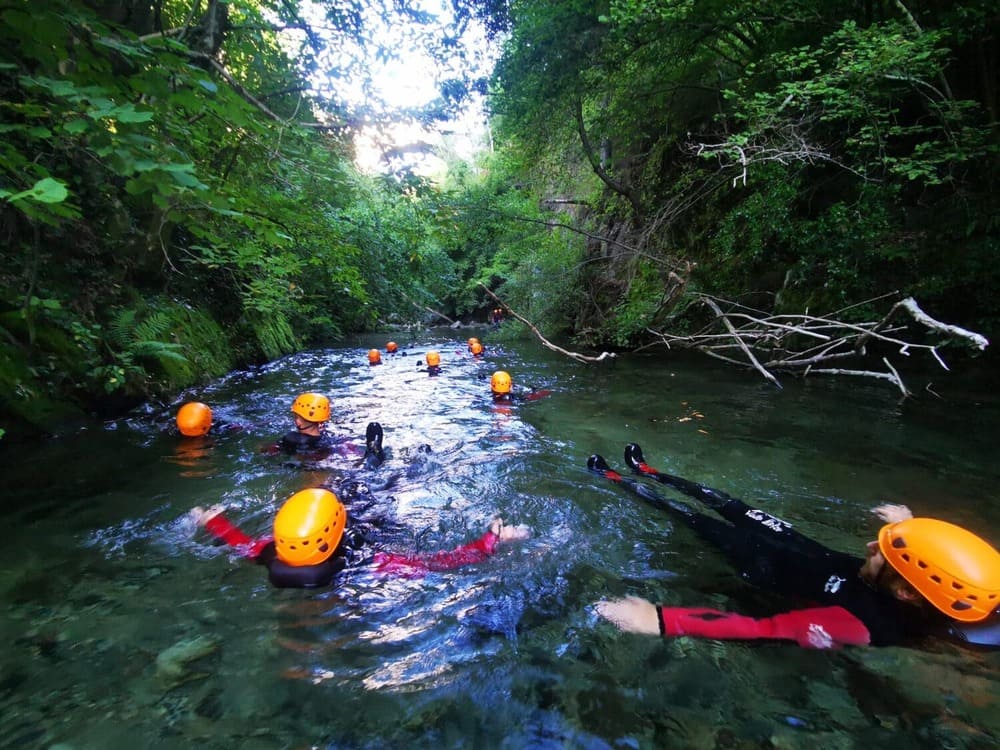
(2, 0, 997, 433)
(609, 260, 665, 345)
(475, 0, 1000, 349)
(248, 311, 298, 362)
(0, 0, 485, 432)
(435, 147, 593, 333)
(727, 19, 995, 186)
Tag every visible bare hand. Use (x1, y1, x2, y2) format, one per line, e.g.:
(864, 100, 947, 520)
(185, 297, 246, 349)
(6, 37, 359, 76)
(871, 504, 913, 524)
(595, 595, 660, 635)
(189, 504, 226, 527)
(490, 517, 531, 544)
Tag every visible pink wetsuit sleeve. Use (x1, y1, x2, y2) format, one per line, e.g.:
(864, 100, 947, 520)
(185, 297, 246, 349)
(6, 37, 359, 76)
(203, 513, 272, 560)
(656, 605, 871, 649)
(372, 530, 501, 577)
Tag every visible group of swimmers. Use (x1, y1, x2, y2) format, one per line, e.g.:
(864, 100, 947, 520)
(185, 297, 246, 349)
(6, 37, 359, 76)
(176, 337, 536, 589)
(174, 339, 1000, 651)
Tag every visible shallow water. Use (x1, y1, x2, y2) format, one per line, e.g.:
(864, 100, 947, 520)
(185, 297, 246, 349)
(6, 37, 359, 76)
(1, 332, 998, 749)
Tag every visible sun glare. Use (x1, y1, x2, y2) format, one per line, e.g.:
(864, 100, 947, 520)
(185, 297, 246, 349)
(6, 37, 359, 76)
(289, 0, 495, 175)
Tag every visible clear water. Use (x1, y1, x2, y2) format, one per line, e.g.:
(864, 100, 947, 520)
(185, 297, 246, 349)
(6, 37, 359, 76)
(1, 332, 998, 749)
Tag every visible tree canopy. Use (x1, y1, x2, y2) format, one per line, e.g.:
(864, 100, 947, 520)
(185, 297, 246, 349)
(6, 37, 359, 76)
(474, 0, 998, 347)
(2, 0, 996, 435)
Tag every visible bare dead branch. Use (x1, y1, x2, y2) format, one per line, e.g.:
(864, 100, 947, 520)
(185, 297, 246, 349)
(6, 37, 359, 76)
(479, 284, 616, 364)
(689, 118, 875, 183)
(645, 293, 988, 395)
(897, 298, 988, 350)
(398, 291, 455, 326)
(700, 297, 782, 388)
(806, 366, 909, 394)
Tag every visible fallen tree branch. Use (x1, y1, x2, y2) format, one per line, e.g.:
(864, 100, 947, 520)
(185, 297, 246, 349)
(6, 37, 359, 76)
(479, 284, 616, 364)
(401, 293, 455, 326)
(700, 296, 783, 388)
(646, 293, 988, 395)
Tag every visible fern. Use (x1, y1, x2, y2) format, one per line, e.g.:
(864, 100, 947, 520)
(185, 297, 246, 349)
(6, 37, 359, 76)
(132, 311, 173, 342)
(102, 306, 189, 394)
(107, 309, 138, 349)
(131, 340, 186, 361)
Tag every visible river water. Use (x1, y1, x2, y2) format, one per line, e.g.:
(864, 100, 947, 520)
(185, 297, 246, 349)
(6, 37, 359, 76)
(1, 331, 998, 749)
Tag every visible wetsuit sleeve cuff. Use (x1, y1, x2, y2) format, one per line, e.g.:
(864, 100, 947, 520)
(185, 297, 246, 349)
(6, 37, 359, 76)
(657, 606, 667, 637)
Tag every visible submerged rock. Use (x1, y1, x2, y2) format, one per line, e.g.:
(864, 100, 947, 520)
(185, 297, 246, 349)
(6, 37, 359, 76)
(155, 635, 220, 689)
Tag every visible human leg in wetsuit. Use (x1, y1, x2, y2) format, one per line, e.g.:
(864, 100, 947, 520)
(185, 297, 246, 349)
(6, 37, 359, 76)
(592, 446, 850, 594)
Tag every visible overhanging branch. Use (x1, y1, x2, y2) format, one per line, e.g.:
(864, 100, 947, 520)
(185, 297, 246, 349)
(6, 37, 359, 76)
(479, 284, 615, 364)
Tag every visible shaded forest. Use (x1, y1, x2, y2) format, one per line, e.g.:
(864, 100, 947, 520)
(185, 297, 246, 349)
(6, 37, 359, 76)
(2, 0, 997, 438)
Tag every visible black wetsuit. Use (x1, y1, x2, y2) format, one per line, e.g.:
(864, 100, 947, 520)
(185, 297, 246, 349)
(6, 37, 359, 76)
(682, 499, 935, 646)
(278, 430, 338, 456)
(594, 450, 966, 648)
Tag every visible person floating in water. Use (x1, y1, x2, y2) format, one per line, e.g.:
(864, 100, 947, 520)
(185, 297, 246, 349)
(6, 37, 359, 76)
(173, 401, 243, 445)
(418, 351, 442, 376)
(368, 349, 382, 365)
(591, 444, 1000, 649)
(189, 488, 531, 588)
(263, 392, 385, 468)
(489, 371, 551, 405)
(176, 401, 213, 437)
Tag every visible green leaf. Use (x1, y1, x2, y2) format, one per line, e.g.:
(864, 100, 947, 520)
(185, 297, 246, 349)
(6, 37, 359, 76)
(5, 177, 69, 204)
(114, 104, 154, 123)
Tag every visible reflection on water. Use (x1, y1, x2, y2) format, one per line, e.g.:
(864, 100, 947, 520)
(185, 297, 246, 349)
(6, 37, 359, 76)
(0, 335, 998, 748)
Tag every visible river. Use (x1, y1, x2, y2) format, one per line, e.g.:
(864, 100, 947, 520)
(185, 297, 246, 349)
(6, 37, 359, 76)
(1, 331, 997, 749)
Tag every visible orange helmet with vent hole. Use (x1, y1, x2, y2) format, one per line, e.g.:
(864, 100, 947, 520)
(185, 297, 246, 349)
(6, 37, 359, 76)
(273, 489, 346, 567)
(879, 517, 1000, 622)
(176, 402, 212, 437)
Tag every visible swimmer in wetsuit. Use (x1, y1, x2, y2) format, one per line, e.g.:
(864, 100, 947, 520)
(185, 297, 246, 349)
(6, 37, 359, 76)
(591, 444, 1000, 650)
(190, 488, 531, 588)
(417, 351, 442, 376)
(176, 402, 213, 437)
(489, 371, 551, 406)
(263, 392, 385, 469)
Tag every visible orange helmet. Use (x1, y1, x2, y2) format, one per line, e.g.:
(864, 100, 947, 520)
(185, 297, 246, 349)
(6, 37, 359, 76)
(291, 393, 330, 423)
(467, 337, 480, 347)
(176, 402, 212, 437)
(470, 342, 484, 356)
(426, 351, 441, 367)
(273, 488, 346, 567)
(491, 370, 512, 395)
(386, 341, 398, 353)
(368, 348, 382, 364)
(879, 518, 1000, 622)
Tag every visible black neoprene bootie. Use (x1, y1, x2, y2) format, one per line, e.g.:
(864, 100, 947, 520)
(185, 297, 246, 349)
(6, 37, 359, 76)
(587, 454, 611, 474)
(624, 443, 646, 472)
(365, 422, 384, 463)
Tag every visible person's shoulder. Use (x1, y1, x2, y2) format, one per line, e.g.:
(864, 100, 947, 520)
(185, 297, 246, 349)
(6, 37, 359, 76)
(278, 431, 320, 453)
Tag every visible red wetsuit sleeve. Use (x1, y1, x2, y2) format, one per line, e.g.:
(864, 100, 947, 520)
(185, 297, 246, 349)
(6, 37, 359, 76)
(203, 513, 272, 560)
(656, 605, 871, 649)
(372, 530, 501, 577)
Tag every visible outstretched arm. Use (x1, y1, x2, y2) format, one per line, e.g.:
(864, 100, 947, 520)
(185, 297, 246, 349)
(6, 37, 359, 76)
(190, 505, 272, 560)
(596, 596, 870, 649)
(373, 518, 530, 576)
